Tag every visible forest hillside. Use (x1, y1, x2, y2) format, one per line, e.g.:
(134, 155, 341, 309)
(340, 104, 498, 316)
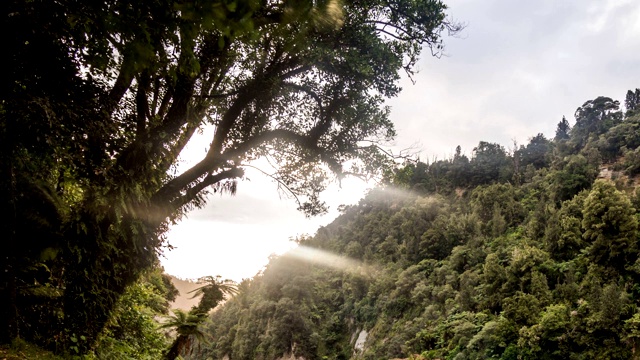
(190, 89, 640, 360)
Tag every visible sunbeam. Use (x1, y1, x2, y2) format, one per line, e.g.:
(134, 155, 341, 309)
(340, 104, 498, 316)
(286, 245, 372, 274)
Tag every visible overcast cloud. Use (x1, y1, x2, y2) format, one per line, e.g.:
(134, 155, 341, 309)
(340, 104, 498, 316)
(391, 0, 640, 159)
(162, 0, 640, 280)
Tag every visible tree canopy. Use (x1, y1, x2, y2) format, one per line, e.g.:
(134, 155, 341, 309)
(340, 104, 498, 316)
(0, 0, 459, 353)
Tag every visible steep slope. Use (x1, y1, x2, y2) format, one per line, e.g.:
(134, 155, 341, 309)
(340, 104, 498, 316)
(191, 89, 640, 360)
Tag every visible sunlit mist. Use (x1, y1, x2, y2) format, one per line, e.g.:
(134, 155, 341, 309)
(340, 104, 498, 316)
(286, 245, 373, 275)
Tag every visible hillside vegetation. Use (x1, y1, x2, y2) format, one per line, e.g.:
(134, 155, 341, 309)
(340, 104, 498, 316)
(190, 89, 640, 360)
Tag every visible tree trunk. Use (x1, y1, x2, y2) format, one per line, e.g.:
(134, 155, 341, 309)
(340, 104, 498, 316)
(62, 273, 121, 353)
(165, 335, 188, 360)
(60, 214, 156, 354)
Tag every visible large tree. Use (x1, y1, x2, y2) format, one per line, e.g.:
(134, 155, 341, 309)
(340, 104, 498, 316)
(555, 116, 571, 141)
(1, 0, 459, 351)
(625, 88, 640, 117)
(571, 96, 622, 148)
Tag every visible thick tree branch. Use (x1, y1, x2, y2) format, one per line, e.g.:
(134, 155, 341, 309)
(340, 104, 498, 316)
(157, 120, 200, 174)
(280, 65, 312, 79)
(142, 51, 364, 219)
(153, 125, 332, 210)
(224, 128, 343, 174)
(135, 71, 151, 137)
(150, 77, 160, 118)
(115, 73, 195, 173)
(156, 84, 173, 119)
(164, 167, 245, 216)
(309, 96, 350, 142)
(207, 61, 304, 158)
(283, 82, 324, 114)
(152, 97, 267, 202)
(102, 50, 135, 115)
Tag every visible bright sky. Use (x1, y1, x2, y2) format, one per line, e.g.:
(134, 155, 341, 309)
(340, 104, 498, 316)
(160, 126, 371, 280)
(160, 0, 640, 281)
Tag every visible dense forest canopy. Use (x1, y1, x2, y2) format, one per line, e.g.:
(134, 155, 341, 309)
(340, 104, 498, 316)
(192, 88, 640, 360)
(0, 0, 459, 353)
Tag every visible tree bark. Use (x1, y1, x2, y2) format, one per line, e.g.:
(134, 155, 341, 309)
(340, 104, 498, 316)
(164, 335, 187, 360)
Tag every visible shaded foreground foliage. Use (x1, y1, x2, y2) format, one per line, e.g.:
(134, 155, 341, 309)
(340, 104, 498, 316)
(193, 89, 640, 359)
(0, 0, 458, 353)
(0, 339, 66, 360)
